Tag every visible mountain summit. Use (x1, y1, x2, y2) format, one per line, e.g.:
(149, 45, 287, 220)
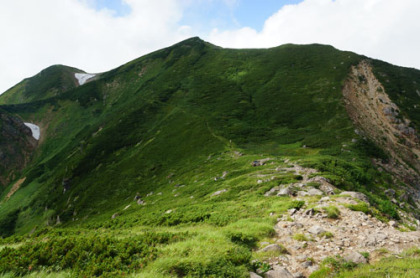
(0, 38, 419, 277)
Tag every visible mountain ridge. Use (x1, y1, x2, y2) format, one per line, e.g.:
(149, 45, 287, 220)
(0, 37, 419, 277)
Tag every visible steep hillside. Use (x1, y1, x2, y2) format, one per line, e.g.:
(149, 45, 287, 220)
(0, 65, 83, 105)
(0, 37, 419, 277)
(0, 109, 36, 187)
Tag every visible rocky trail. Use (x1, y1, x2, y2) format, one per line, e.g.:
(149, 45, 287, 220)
(249, 160, 420, 278)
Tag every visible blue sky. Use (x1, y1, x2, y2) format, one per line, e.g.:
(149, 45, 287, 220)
(94, 0, 304, 31)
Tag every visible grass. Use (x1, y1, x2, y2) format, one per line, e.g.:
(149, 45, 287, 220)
(293, 233, 310, 242)
(323, 206, 341, 219)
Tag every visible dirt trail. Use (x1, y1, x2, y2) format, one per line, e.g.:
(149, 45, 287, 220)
(5, 177, 26, 201)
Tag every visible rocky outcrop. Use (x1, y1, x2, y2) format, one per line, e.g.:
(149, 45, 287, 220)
(262, 195, 420, 277)
(343, 60, 420, 188)
(0, 110, 37, 186)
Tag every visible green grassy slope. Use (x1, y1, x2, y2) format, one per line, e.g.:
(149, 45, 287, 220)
(0, 37, 418, 277)
(0, 65, 82, 105)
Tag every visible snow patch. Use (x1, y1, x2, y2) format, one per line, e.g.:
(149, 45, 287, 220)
(75, 73, 95, 86)
(24, 123, 40, 140)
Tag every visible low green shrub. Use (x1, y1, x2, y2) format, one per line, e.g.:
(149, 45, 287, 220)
(323, 206, 340, 219)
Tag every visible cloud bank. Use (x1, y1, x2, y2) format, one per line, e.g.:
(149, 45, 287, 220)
(1, 0, 420, 94)
(0, 0, 191, 93)
(209, 0, 420, 70)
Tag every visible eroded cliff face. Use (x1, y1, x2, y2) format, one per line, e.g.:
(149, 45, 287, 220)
(343, 60, 420, 189)
(0, 111, 37, 186)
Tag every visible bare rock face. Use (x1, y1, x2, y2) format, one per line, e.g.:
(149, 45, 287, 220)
(0, 111, 37, 186)
(343, 60, 420, 188)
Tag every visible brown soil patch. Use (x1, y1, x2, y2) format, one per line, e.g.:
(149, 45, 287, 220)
(5, 177, 26, 201)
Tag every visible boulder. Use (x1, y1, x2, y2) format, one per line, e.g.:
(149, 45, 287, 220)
(308, 225, 325, 235)
(258, 244, 286, 254)
(343, 251, 367, 264)
(250, 272, 262, 278)
(389, 220, 398, 228)
(265, 186, 280, 196)
(307, 188, 323, 196)
(277, 187, 291, 196)
(265, 266, 294, 278)
(339, 191, 369, 203)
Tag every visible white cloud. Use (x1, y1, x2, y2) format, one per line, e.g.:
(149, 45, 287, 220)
(208, 0, 420, 71)
(0, 0, 192, 94)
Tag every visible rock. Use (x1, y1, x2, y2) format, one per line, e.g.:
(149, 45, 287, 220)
(296, 255, 308, 262)
(134, 192, 141, 201)
(293, 273, 305, 278)
(252, 158, 271, 167)
(307, 188, 323, 196)
(212, 189, 227, 196)
(297, 191, 309, 197)
(300, 260, 312, 268)
(308, 225, 325, 235)
(389, 220, 398, 228)
(137, 199, 145, 205)
(277, 187, 291, 196)
(250, 272, 262, 278)
(339, 191, 369, 203)
(265, 266, 294, 278)
(384, 189, 396, 197)
(399, 192, 409, 202)
(221, 171, 228, 178)
(111, 213, 119, 219)
(258, 244, 286, 253)
(165, 209, 173, 214)
(364, 233, 388, 247)
(304, 208, 316, 216)
(343, 251, 367, 264)
(265, 186, 280, 196)
(288, 208, 297, 215)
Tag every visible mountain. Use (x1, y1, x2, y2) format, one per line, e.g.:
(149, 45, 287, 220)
(0, 37, 419, 277)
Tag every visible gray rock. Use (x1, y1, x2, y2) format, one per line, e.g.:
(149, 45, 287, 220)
(111, 213, 119, 219)
(304, 208, 316, 216)
(137, 199, 145, 205)
(278, 187, 291, 196)
(265, 266, 294, 278)
(265, 186, 280, 196)
(293, 273, 305, 278)
(308, 225, 325, 235)
(297, 191, 309, 197)
(250, 272, 262, 278)
(343, 251, 367, 264)
(212, 189, 227, 196)
(339, 191, 369, 203)
(288, 208, 297, 215)
(389, 220, 398, 228)
(301, 260, 313, 268)
(258, 244, 285, 253)
(307, 188, 324, 196)
(384, 189, 396, 197)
